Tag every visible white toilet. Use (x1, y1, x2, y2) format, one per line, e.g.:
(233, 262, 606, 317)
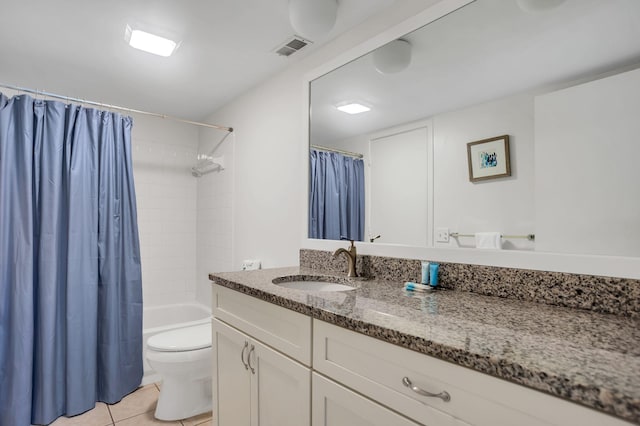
(146, 323, 213, 421)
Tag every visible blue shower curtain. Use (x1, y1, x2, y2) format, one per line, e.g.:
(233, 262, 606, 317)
(309, 149, 365, 241)
(0, 93, 143, 425)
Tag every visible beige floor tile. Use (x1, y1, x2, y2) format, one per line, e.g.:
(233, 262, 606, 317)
(108, 385, 159, 422)
(49, 402, 113, 426)
(114, 411, 181, 425)
(181, 411, 212, 426)
(141, 383, 159, 391)
(194, 420, 212, 426)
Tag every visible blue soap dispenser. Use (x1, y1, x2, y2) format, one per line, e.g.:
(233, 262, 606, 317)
(429, 262, 440, 287)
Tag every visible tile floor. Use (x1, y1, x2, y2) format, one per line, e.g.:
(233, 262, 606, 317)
(49, 384, 212, 426)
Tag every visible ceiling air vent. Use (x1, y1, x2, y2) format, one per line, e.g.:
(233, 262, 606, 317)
(274, 35, 312, 57)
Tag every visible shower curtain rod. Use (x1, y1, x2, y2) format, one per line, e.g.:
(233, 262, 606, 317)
(0, 82, 233, 133)
(311, 144, 363, 159)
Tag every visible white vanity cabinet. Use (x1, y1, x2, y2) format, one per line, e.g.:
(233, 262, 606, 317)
(313, 320, 633, 426)
(313, 372, 423, 426)
(212, 285, 312, 426)
(212, 319, 310, 426)
(211, 283, 634, 426)
(212, 319, 252, 425)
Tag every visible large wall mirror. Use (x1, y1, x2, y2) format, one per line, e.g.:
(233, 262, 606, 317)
(307, 0, 640, 264)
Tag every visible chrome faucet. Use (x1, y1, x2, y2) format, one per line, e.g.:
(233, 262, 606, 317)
(333, 239, 358, 278)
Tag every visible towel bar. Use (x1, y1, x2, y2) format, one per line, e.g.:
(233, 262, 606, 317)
(450, 233, 535, 241)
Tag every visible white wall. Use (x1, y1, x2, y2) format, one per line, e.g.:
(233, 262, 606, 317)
(193, 0, 640, 278)
(200, 73, 305, 271)
(433, 94, 535, 250)
(196, 0, 446, 271)
(131, 115, 199, 307)
(535, 68, 640, 257)
(329, 94, 534, 251)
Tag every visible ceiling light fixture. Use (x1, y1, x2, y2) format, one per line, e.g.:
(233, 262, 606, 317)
(125, 25, 179, 57)
(288, 0, 337, 41)
(336, 103, 371, 114)
(372, 39, 412, 75)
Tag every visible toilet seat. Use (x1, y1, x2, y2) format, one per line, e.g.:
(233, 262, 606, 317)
(145, 322, 213, 420)
(147, 323, 211, 352)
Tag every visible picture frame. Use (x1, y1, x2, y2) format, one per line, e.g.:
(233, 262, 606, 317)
(467, 135, 511, 182)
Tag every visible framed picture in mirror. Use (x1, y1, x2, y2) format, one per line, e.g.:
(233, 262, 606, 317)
(467, 135, 511, 182)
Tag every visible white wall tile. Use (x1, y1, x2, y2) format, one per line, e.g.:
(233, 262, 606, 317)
(195, 129, 235, 305)
(131, 114, 199, 309)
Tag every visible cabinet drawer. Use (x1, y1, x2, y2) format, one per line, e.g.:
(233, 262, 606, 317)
(313, 321, 631, 426)
(213, 284, 312, 365)
(313, 373, 428, 426)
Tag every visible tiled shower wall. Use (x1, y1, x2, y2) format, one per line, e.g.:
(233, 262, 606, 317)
(131, 114, 199, 307)
(195, 129, 235, 305)
(133, 118, 235, 310)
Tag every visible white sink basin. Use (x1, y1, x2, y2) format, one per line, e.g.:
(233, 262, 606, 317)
(272, 276, 356, 292)
(276, 281, 355, 292)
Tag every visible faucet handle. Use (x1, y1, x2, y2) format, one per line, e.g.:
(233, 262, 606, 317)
(340, 236, 356, 249)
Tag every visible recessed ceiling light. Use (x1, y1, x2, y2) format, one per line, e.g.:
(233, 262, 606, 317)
(125, 25, 178, 57)
(336, 103, 371, 114)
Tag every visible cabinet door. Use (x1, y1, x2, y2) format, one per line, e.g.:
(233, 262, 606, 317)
(251, 339, 311, 426)
(213, 319, 252, 426)
(313, 373, 422, 426)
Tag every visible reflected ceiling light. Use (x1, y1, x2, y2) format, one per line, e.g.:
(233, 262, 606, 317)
(336, 103, 370, 114)
(516, 0, 566, 13)
(125, 25, 179, 57)
(288, 0, 337, 41)
(372, 39, 412, 75)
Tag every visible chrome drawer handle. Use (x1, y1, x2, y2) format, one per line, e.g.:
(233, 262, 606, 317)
(402, 377, 451, 402)
(240, 341, 249, 370)
(247, 345, 256, 374)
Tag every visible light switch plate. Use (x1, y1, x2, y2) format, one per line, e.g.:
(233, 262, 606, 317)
(241, 259, 261, 270)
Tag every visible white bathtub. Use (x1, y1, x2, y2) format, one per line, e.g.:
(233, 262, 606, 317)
(141, 303, 211, 385)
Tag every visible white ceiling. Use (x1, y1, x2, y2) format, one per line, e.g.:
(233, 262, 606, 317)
(310, 0, 640, 144)
(0, 0, 393, 120)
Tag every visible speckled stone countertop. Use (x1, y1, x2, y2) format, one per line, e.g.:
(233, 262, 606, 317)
(209, 267, 640, 424)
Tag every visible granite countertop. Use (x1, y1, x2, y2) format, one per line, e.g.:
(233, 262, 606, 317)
(209, 266, 640, 424)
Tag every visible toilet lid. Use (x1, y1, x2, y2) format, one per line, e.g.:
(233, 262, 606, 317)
(147, 323, 211, 352)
